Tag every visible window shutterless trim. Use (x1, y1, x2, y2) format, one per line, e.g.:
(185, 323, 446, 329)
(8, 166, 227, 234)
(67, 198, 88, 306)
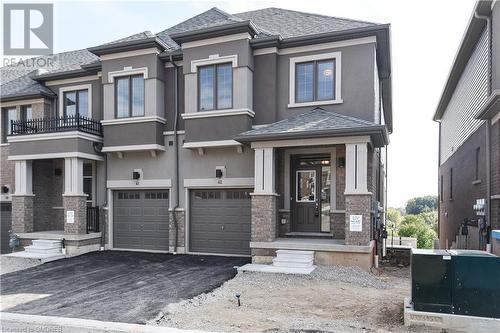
(197, 63, 233, 112)
(114, 74, 145, 118)
(295, 59, 335, 104)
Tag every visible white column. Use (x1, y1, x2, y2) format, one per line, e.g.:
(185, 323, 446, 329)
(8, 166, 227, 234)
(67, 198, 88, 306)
(253, 147, 275, 194)
(14, 160, 33, 195)
(345, 142, 370, 195)
(64, 157, 84, 195)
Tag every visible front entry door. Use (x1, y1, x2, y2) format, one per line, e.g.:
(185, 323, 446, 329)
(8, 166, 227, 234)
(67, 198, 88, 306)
(291, 155, 330, 232)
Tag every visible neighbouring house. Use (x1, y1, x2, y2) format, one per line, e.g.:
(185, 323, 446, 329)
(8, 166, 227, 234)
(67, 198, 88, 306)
(434, 0, 500, 255)
(0, 7, 392, 270)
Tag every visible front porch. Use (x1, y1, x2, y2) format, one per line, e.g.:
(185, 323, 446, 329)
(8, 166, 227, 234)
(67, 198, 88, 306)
(236, 108, 388, 270)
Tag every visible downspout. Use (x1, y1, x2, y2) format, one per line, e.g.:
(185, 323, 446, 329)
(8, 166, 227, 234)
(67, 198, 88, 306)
(475, 11, 492, 249)
(170, 55, 180, 254)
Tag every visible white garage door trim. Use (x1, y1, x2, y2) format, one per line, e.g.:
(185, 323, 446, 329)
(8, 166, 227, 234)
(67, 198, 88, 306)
(107, 185, 170, 251)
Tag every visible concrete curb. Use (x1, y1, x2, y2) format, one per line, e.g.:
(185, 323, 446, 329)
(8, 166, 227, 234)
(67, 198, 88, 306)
(403, 298, 500, 332)
(0, 312, 206, 333)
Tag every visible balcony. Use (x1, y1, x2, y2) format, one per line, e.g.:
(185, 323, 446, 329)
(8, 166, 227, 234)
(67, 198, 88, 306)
(7, 116, 104, 161)
(10, 115, 103, 137)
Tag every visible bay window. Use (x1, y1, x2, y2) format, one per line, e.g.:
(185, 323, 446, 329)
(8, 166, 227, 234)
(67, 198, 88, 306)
(116, 75, 145, 118)
(198, 63, 232, 111)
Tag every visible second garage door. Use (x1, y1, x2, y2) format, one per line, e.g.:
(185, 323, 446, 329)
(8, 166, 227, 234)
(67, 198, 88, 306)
(113, 190, 169, 251)
(190, 189, 251, 255)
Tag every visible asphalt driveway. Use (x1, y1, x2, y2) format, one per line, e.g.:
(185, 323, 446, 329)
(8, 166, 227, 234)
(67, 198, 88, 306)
(0, 251, 249, 323)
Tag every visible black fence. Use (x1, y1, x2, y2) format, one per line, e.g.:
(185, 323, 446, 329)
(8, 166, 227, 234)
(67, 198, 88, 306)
(86, 206, 100, 233)
(11, 116, 103, 136)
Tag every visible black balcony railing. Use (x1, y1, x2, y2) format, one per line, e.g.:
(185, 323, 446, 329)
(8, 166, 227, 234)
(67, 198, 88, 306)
(10, 115, 103, 136)
(86, 206, 100, 233)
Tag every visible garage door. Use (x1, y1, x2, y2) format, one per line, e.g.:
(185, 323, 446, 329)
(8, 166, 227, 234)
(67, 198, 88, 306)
(1, 203, 12, 254)
(190, 189, 251, 255)
(113, 190, 169, 251)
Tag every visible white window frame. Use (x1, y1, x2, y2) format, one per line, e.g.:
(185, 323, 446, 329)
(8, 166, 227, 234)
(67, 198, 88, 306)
(288, 51, 342, 108)
(190, 54, 238, 73)
(58, 84, 92, 118)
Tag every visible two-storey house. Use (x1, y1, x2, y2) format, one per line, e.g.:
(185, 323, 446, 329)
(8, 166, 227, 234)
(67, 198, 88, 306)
(0, 7, 392, 270)
(434, 0, 500, 255)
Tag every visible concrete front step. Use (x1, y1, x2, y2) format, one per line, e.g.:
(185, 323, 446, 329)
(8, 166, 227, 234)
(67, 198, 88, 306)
(275, 253, 314, 261)
(273, 259, 314, 268)
(24, 246, 63, 255)
(238, 263, 316, 275)
(276, 249, 314, 256)
(31, 239, 63, 248)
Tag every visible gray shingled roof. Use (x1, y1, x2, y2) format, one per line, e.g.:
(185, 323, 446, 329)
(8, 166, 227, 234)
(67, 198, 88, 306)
(103, 31, 155, 45)
(236, 108, 388, 146)
(234, 8, 378, 39)
(1, 49, 98, 99)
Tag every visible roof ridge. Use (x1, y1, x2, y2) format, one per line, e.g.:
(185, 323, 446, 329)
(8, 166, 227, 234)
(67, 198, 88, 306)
(312, 107, 376, 125)
(210, 7, 244, 22)
(234, 7, 380, 26)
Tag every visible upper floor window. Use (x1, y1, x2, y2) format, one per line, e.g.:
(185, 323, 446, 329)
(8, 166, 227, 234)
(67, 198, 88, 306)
(2, 107, 17, 142)
(116, 75, 144, 118)
(198, 63, 232, 111)
(289, 52, 342, 108)
(21, 105, 33, 121)
(64, 90, 89, 118)
(296, 60, 335, 103)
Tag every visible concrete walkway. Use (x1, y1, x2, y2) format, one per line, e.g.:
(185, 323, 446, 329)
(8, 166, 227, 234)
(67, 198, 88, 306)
(0, 312, 206, 333)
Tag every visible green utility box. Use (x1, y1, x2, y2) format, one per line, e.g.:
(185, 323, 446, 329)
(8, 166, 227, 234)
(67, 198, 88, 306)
(411, 249, 500, 318)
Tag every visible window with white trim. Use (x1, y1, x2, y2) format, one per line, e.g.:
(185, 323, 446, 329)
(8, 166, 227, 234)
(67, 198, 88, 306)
(198, 63, 233, 111)
(289, 52, 342, 107)
(63, 89, 89, 118)
(2, 107, 17, 142)
(83, 162, 94, 205)
(115, 74, 145, 118)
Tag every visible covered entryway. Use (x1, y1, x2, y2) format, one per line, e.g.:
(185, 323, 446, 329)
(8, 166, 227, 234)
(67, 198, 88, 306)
(1, 203, 12, 254)
(113, 190, 169, 251)
(190, 189, 251, 255)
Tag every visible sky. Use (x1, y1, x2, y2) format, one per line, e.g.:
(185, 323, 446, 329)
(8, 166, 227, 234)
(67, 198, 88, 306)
(3, 0, 477, 207)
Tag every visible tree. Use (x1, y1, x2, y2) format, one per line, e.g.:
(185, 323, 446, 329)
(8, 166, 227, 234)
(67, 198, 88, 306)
(399, 214, 437, 249)
(386, 207, 403, 231)
(405, 196, 438, 215)
(419, 210, 438, 234)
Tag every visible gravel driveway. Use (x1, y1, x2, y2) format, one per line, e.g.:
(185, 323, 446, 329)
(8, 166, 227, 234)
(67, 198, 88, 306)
(1, 251, 249, 324)
(154, 266, 439, 333)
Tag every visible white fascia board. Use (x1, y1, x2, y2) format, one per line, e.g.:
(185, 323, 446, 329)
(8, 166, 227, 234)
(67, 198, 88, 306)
(7, 131, 103, 143)
(45, 75, 100, 87)
(250, 136, 371, 149)
(107, 179, 172, 189)
(182, 33, 251, 49)
(101, 116, 166, 125)
(184, 177, 254, 188)
(183, 140, 242, 149)
(181, 108, 255, 119)
(8, 152, 104, 161)
(101, 144, 165, 152)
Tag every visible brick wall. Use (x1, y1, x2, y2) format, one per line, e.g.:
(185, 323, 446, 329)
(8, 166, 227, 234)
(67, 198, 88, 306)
(251, 194, 277, 242)
(0, 146, 14, 193)
(344, 194, 372, 245)
(169, 209, 185, 250)
(63, 195, 87, 234)
(12, 195, 34, 233)
(490, 121, 499, 230)
(336, 145, 346, 210)
(33, 160, 64, 231)
(331, 212, 345, 239)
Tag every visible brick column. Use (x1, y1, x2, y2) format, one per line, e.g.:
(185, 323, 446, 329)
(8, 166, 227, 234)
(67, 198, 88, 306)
(344, 194, 372, 245)
(11, 195, 34, 233)
(251, 194, 277, 242)
(12, 160, 34, 233)
(169, 209, 185, 253)
(63, 157, 87, 234)
(63, 195, 87, 234)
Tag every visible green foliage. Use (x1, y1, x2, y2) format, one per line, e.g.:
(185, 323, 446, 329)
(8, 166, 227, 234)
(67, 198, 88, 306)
(418, 210, 438, 234)
(405, 196, 438, 215)
(386, 207, 403, 232)
(399, 214, 437, 249)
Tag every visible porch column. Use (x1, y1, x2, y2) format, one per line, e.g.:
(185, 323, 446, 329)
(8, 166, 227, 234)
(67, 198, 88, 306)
(251, 147, 278, 259)
(63, 157, 87, 234)
(12, 160, 35, 233)
(344, 142, 372, 246)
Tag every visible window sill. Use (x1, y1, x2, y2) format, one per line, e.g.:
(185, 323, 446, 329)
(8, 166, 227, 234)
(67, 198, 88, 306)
(182, 108, 255, 120)
(101, 116, 166, 125)
(287, 99, 343, 108)
(472, 179, 482, 185)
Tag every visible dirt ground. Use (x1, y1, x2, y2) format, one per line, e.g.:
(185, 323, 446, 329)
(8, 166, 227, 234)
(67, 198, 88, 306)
(154, 265, 440, 333)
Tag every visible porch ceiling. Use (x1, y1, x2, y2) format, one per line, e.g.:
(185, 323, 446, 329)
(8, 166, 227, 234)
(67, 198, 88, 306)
(235, 108, 389, 147)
